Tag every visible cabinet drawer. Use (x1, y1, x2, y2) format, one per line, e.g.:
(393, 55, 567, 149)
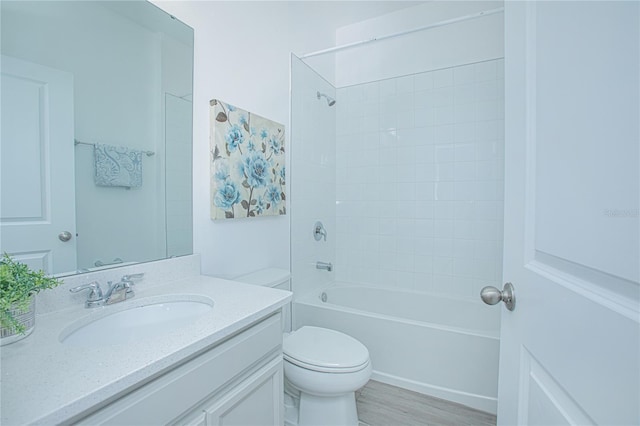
(75, 313, 282, 425)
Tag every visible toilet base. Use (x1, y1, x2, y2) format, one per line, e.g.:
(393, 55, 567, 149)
(284, 384, 359, 426)
(300, 391, 358, 426)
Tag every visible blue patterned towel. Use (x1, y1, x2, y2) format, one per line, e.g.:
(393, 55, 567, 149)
(94, 143, 143, 188)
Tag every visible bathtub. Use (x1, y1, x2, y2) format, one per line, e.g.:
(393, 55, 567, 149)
(293, 284, 500, 414)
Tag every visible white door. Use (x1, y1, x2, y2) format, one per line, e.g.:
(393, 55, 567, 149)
(496, 2, 639, 425)
(0, 56, 76, 274)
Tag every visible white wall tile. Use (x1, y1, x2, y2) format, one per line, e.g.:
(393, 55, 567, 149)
(454, 122, 476, 142)
(434, 144, 455, 162)
(379, 112, 397, 132)
(453, 219, 474, 239)
(397, 110, 415, 129)
(454, 103, 476, 123)
(362, 81, 380, 100)
(397, 146, 417, 165)
(379, 79, 397, 97)
(434, 106, 454, 125)
(454, 83, 477, 104)
(414, 72, 434, 91)
(416, 163, 435, 182)
(454, 142, 476, 162)
(454, 161, 476, 181)
(435, 162, 455, 181)
(414, 255, 433, 273)
(453, 64, 475, 85)
(414, 238, 434, 256)
(431, 87, 454, 106)
(332, 59, 504, 300)
(414, 89, 432, 109)
(476, 80, 499, 101)
(433, 68, 454, 88)
(454, 201, 475, 220)
(475, 60, 497, 82)
(434, 201, 455, 219)
(435, 181, 454, 200)
(396, 92, 414, 110)
(434, 125, 454, 143)
(453, 238, 475, 259)
(396, 237, 415, 254)
(415, 145, 435, 163)
(414, 107, 435, 127)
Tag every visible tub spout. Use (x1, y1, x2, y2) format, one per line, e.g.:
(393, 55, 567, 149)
(316, 261, 333, 272)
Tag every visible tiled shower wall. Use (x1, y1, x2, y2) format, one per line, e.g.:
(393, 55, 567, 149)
(334, 59, 504, 300)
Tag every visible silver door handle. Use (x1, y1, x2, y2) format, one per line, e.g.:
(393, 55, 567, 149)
(480, 282, 515, 311)
(58, 231, 73, 242)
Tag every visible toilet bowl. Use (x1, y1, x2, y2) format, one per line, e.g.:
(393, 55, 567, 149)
(284, 326, 372, 426)
(234, 269, 372, 426)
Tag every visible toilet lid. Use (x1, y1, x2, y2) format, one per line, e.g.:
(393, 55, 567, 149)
(283, 326, 370, 373)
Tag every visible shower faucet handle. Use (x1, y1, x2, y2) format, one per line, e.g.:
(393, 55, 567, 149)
(314, 221, 327, 241)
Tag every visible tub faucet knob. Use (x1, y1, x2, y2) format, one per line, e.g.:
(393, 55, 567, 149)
(314, 221, 327, 241)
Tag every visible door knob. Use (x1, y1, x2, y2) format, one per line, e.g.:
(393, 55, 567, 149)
(480, 282, 515, 311)
(58, 231, 73, 242)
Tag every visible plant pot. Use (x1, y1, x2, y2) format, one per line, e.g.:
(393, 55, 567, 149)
(1, 294, 36, 346)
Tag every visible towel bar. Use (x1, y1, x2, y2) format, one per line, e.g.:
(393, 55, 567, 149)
(74, 139, 154, 157)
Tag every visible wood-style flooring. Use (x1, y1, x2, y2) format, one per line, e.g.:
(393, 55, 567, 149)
(356, 380, 497, 426)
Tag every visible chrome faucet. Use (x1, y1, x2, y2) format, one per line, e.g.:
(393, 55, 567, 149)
(70, 273, 144, 308)
(314, 221, 327, 241)
(316, 261, 333, 272)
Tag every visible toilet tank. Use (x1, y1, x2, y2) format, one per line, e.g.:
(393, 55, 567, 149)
(234, 268, 292, 332)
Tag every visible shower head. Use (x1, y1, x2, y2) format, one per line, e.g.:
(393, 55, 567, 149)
(317, 91, 336, 107)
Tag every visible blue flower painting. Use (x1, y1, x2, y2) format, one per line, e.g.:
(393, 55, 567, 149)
(210, 99, 286, 219)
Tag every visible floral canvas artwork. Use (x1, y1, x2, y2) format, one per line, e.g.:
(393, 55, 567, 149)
(210, 99, 286, 219)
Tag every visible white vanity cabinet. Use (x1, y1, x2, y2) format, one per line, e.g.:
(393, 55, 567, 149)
(183, 357, 282, 426)
(74, 313, 283, 426)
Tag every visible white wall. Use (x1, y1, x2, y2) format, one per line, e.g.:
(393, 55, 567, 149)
(336, 1, 503, 87)
(152, 1, 340, 278)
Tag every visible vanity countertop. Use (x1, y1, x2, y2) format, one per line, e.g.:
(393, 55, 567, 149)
(0, 274, 291, 425)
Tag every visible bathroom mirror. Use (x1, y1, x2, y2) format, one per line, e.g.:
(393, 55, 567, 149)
(0, 1, 194, 276)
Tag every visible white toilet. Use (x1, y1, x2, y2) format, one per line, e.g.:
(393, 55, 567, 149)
(235, 269, 372, 426)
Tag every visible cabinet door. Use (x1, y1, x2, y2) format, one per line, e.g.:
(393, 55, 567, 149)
(206, 357, 283, 426)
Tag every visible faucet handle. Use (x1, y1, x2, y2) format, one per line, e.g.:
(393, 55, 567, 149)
(314, 221, 327, 241)
(69, 281, 104, 307)
(120, 273, 143, 295)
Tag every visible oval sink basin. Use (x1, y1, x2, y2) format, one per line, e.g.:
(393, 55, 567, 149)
(60, 295, 214, 347)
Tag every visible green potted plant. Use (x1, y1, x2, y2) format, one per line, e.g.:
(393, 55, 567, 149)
(0, 253, 62, 345)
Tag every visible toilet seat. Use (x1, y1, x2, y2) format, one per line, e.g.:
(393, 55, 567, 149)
(284, 326, 370, 373)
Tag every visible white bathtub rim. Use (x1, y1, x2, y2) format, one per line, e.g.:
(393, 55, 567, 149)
(370, 370, 498, 415)
(295, 286, 500, 340)
(295, 281, 483, 305)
